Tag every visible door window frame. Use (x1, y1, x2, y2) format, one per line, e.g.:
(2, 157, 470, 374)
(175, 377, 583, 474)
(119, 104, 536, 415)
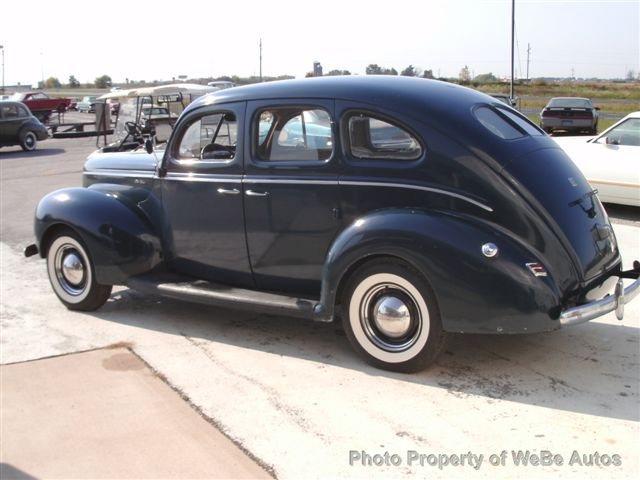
(247, 99, 337, 169)
(340, 107, 427, 169)
(164, 102, 244, 172)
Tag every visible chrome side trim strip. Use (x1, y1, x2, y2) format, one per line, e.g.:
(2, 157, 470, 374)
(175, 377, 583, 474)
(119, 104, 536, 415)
(243, 177, 337, 186)
(83, 169, 155, 178)
(83, 170, 493, 212)
(165, 172, 242, 183)
(339, 180, 494, 212)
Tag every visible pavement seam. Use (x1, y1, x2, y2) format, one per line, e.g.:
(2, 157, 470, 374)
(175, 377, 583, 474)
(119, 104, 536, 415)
(1, 343, 278, 479)
(128, 343, 279, 479)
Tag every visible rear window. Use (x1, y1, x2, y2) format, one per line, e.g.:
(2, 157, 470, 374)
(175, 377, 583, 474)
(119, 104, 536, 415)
(548, 98, 592, 108)
(474, 107, 523, 139)
(497, 107, 543, 136)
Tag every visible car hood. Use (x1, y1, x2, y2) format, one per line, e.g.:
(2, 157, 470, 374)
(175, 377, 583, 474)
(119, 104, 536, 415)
(85, 149, 161, 172)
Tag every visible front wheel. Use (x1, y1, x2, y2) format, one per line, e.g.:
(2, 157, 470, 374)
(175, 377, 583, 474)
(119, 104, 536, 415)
(46, 230, 112, 311)
(342, 259, 446, 372)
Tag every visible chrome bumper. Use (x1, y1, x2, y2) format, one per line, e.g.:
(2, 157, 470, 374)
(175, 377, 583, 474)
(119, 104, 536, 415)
(560, 276, 640, 327)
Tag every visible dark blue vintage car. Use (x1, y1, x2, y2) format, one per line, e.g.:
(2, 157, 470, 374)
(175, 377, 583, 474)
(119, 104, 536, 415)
(26, 77, 640, 372)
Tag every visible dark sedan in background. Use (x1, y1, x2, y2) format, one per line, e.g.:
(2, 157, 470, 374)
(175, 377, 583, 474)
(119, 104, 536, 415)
(540, 97, 599, 134)
(0, 101, 49, 151)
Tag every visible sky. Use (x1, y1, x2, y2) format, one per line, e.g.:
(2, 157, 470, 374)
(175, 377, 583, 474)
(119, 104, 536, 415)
(1, 0, 638, 86)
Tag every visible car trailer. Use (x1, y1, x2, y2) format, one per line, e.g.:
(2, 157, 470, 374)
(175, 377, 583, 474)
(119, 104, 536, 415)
(47, 102, 116, 147)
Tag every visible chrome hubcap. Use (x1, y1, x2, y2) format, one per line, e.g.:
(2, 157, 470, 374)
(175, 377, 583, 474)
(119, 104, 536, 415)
(62, 252, 85, 285)
(372, 295, 412, 338)
(54, 246, 87, 295)
(360, 283, 422, 352)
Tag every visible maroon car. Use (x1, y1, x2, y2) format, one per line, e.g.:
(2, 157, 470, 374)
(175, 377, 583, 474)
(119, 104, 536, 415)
(11, 92, 71, 122)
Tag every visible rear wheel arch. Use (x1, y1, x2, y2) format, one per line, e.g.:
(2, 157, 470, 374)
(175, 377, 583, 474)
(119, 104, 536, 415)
(335, 253, 436, 311)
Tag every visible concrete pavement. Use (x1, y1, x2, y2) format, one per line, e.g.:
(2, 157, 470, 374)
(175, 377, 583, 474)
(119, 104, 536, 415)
(1, 348, 271, 479)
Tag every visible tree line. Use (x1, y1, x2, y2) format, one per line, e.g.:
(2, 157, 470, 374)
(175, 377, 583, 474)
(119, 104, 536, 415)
(38, 74, 112, 89)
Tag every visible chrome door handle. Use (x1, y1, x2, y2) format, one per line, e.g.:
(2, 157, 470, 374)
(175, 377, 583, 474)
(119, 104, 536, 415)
(245, 190, 269, 197)
(217, 187, 240, 195)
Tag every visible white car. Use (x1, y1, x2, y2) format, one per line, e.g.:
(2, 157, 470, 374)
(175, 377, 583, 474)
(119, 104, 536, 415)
(553, 111, 640, 207)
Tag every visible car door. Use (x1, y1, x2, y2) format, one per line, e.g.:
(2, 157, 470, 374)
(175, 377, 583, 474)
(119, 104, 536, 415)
(586, 118, 640, 205)
(0, 103, 23, 142)
(160, 101, 254, 287)
(244, 99, 342, 296)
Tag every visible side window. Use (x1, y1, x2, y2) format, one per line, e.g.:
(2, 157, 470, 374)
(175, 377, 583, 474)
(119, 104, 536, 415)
(254, 107, 333, 162)
(1, 104, 19, 119)
(176, 112, 237, 161)
(346, 113, 422, 160)
(17, 106, 29, 117)
(598, 118, 640, 147)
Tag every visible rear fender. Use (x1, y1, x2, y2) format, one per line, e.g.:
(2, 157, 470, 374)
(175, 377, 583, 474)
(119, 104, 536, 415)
(35, 186, 162, 285)
(318, 209, 563, 333)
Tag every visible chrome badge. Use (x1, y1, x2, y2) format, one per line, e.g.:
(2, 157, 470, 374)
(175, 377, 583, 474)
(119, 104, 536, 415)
(526, 262, 548, 277)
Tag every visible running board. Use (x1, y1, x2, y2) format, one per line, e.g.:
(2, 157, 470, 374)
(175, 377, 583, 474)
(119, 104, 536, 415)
(127, 273, 321, 320)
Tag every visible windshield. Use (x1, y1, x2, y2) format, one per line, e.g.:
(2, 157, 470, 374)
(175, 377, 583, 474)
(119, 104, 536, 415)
(143, 108, 169, 116)
(548, 98, 592, 108)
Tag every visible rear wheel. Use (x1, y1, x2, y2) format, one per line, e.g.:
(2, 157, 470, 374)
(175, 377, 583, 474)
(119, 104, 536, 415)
(20, 130, 37, 151)
(46, 229, 112, 311)
(341, 259, 446, 372)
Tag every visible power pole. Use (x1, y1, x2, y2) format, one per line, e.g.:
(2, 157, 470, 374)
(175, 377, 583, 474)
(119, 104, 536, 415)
(259, 38, 263, 82)
(0, 45, 4, 94)
(526, 43, 531, 80)
(510, 0, 515, 101)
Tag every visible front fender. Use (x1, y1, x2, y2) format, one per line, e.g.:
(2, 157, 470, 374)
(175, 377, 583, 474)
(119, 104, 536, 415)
(318, 209, 563, 333)
(35, 187, 162, 284)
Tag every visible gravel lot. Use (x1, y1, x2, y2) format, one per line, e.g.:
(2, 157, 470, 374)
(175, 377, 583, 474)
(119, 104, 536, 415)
(1, 136, 639, 479)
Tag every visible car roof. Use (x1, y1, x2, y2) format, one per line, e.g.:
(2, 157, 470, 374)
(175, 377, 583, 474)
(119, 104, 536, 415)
(548, 97, 591, 101)
(0, 100, 24, 106)
(185, 76, 496, 118)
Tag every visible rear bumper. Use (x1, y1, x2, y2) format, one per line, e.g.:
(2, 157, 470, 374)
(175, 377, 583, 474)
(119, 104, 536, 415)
(541, 118, 594, 129)
(560, 261, 640, 327)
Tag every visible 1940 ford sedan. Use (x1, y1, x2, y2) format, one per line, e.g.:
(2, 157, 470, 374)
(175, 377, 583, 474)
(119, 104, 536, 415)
(26, 77, 640, 372)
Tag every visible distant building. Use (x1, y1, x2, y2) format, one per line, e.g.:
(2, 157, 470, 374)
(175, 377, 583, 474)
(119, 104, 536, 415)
(313, 62, 323, 77)
(1, 84, 33, 94)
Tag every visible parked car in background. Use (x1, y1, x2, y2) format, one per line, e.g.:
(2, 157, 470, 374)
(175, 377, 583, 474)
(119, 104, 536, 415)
(10, 92, 71, 122)
(554, 111, 640, 206)
(207, 80, 236, 89)
(77, 96, 98, 113)
(25, 77, 640, 372)
(0, 101, 49, 151)
(540, 97, 599, 135)
(67, 98, 79, 111)
(490, 93, 520, 110)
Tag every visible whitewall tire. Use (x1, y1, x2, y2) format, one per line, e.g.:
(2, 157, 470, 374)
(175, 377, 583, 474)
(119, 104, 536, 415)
(342, 259, 446, 372)
(46, 230, 112, 311)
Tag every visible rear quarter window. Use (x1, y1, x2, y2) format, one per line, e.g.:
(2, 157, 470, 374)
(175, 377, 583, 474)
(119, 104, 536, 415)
(345, 112, 422, 160)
